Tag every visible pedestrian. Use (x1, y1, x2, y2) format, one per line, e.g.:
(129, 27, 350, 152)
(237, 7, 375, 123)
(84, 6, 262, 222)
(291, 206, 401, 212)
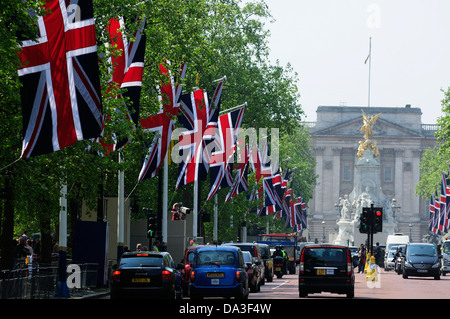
(136, 243, 143, 251)
(374, 242, 381, 267)
(153, 240, 161, 252)
(171, 203, 180, 221)
(358, 244, 366, 273)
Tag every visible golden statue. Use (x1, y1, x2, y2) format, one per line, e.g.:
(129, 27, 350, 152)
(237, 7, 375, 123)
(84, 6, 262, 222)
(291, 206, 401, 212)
(357, 109, 381, 158)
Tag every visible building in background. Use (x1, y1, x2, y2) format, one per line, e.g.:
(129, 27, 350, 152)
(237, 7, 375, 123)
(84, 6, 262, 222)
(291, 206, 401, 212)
(306, 105, 438, 244)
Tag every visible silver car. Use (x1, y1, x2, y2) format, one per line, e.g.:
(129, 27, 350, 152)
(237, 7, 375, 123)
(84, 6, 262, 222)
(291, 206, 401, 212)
(384, 249, 397, 271)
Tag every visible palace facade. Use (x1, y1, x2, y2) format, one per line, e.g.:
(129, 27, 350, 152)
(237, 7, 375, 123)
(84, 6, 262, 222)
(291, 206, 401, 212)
(306, 105, 438, 244)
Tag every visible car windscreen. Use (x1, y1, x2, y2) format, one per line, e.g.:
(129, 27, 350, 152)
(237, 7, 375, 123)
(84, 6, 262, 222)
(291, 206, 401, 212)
(259, 245, 270, 259)
(242, 252, 252, 263)
(196, 250, 235, 265)
(443, 242, 450, 254)
(407, 245, 437, 257)
(119, 256, 163, 268)
(304, 247, 348, 267)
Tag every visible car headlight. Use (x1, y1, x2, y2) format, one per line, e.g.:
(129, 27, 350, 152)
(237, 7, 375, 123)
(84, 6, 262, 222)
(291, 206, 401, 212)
(432, 262, 441, 269)
(404, 261, 414, 269)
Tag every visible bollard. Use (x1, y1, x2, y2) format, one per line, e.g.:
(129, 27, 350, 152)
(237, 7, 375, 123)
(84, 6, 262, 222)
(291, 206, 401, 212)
(366, 255, 378, 282)
(364, 253, 371, 273)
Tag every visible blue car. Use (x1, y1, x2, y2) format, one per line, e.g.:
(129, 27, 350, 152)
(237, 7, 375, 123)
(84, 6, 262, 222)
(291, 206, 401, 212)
(189, 246, 249, 299)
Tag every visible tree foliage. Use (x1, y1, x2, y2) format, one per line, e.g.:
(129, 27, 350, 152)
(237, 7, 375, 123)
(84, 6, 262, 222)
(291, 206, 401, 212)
(416, 87, 450, 199)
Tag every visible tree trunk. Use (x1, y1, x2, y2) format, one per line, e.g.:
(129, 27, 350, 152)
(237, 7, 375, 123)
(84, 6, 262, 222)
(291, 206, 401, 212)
(0, 168, 15, 270)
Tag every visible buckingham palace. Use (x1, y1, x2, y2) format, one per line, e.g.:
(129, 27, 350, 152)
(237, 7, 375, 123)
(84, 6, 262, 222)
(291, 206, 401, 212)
(305, 105, 438, 244)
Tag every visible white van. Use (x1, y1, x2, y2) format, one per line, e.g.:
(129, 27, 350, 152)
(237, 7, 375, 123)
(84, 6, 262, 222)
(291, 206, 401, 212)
(386, 233, 410, 252)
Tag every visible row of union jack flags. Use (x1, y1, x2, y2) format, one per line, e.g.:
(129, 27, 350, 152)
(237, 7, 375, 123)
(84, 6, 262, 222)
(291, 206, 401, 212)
(16, 0, 308, 230)
(254, 157, 307, 231)
(429, 165, 450, 235)
(16, 0, 250, 200)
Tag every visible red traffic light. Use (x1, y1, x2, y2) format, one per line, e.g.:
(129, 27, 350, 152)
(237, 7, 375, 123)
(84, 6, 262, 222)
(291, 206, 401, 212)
(376, 211, 382, 217)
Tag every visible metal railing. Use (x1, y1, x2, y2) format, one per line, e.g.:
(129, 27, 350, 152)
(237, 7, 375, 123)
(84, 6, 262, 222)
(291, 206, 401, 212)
(0, 258, 99, 299)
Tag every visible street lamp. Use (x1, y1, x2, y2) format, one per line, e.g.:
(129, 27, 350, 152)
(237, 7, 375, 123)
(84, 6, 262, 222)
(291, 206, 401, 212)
(409, 223, 412, 242)
(322, 220, 326, 243)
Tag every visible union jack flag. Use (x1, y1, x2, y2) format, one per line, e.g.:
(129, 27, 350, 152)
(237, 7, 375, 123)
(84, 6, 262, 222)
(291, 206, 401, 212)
(248, 140, 272, 210)
(225, 142, 250, 202)
(91, 17, 146, 155)
(18, 0, 102, 158)
(294, 197, 307, 231)
(439, 173, 449, 233)
(206, 106, 245, 201)
(139, 63, 186, 182)
(432, 188, 441, 234)
(176, 80, 223, 189)
(428, 194, 436, 233)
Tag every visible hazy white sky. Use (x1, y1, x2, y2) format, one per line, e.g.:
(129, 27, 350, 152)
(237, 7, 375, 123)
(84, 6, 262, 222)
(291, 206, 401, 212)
(263, 0, 450, 124)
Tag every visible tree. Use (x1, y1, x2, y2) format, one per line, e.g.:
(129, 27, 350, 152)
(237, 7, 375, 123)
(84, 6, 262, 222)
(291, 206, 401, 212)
(416, 87, 450, 200)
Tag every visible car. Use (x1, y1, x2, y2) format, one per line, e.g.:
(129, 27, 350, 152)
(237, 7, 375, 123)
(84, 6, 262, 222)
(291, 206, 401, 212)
(401, 243, 442, 280)
(222, 242, 266, 285)
(298, 244, 355, 298)
(242, 251, 262, 292)
(258, 243, 274, 282)
(348, 246, 359, 268)
(441, 240, 450, 276)
(180, 245, 205, 296)
(110, 251, 184, 299)
(384, 249, 397, 271)
(188, 245, 249, 299)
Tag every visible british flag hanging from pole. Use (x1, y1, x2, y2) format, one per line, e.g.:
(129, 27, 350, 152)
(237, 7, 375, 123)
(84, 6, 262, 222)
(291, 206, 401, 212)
(176, 80, 223, 189)
(206, 105, 245, 201)
(138, 62, 186, 182)
(18, 0, 102, 158)
(91, 16, 146, 156)
(225, 141, 250, 202)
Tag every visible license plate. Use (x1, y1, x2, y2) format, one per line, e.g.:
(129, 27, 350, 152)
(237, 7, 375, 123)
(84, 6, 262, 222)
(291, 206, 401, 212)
(275, 267, 281, 271)
(132, 278, 150, 283)
(317, 269, 334, 275)
(417, 269, 428, 273)
(207, 272, 224, 278)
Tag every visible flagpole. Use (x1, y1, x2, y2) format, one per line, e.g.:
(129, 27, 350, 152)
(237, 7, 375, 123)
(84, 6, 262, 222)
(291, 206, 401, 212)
(367, 37, 372, 108)
(214, 194, 218, 242)
(193, 179, 198, 239)
(219, 102, 247, 115)
(117, 153, 124, 262)
(163, 150, 168, 244)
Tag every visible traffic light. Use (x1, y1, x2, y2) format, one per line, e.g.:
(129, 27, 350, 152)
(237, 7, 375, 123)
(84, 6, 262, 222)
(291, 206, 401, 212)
(359, 207, 371, 233)
(373, 208, 383, 233)
(147, 214, 157, 238)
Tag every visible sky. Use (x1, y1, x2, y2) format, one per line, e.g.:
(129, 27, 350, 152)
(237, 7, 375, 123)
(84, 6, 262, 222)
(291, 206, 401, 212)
(262, 0, 450, 124)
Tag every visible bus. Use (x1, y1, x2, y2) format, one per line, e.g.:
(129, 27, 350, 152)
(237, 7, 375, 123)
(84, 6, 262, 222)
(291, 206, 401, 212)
(257, 233, 298, 274)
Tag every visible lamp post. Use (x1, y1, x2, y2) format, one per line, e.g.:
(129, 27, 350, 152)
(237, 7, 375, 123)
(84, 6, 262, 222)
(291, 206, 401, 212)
(322, 220, 326, 243)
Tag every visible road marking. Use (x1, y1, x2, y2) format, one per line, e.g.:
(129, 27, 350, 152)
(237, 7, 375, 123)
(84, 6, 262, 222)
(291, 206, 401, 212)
(272, 280, 289, 289)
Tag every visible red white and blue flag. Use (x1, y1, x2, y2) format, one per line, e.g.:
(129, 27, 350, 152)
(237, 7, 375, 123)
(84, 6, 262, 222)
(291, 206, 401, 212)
(91, 17, 146, 155)
(225, 142, 250, 202)
(176, 80, 224, 189)
(139, 63, 186, 181)
(18, 0, 102, 158)
(206, 106, 245, 201)
(428, 194, 436, 233)
(248, 140, 272, 208)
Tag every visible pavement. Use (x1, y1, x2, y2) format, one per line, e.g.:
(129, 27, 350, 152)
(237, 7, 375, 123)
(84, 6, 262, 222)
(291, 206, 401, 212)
(71, 288, 110, 299)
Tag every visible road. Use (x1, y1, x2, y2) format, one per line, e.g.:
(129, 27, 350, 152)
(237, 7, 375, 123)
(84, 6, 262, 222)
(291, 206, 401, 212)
(98, 267, 450, 300)
(250, 267, 450, 299)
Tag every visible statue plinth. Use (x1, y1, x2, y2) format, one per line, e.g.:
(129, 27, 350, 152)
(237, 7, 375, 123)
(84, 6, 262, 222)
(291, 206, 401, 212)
(333, 110, 398, 246)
